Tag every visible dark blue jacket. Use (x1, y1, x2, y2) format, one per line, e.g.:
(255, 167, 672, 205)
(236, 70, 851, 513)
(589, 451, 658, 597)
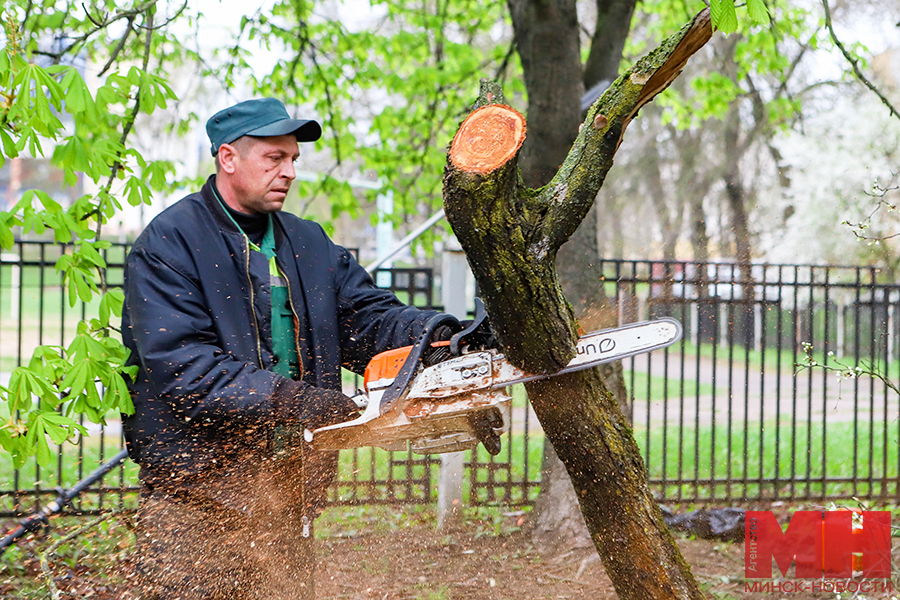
(122, 176, 438, 481)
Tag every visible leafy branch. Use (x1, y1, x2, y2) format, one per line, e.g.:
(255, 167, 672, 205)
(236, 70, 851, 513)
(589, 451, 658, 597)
(841, 173, 900, 242)
(0, 1, 181, 468)
(821, 0, 900, 122)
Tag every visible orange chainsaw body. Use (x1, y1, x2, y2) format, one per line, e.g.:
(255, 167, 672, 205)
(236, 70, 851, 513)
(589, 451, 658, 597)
(363, 342, 450, 393)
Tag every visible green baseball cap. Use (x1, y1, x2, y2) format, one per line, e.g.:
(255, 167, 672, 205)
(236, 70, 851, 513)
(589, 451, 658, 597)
(206, 98, 322, 155)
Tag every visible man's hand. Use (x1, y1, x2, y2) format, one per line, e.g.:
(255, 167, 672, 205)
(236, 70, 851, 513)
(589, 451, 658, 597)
(273, 380, 361, 429)
(468, 407, 504, 456)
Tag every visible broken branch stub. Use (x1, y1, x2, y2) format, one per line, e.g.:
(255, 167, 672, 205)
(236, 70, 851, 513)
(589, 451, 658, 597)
(443, 96, 576, 374)
(448, 105, 527, 175)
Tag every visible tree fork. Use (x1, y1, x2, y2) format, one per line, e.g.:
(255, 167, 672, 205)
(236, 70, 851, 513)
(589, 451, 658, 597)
(443, 10, 712, 600)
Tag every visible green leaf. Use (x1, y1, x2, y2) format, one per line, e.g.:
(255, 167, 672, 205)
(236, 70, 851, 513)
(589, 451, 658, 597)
(8, 367, 56, 413)
(84, 382, 103, 412)
(53, 136, 98, 185)
(98, 289, 125, 327)
(7, 370, 34, 413)
(106, 289, 125, 317)
(35, 432, 52, 467)
(42, 412, 84, 443)
(41, 413, 75, 445)
(103, 372, 134, 415)
(0, 128, 17, 161)
(0, 429, 15, 453)
(35, 189, 62, 213)
(76, 241, 107, 269)
(63, 359, 91, 398)
(11, 448, 27, 470)
(60, 67, 98, 122)
(0, 218, 14, 250)
(24, 413, 54, 466)
(124, 176, 152, 206)
(746, 0, 770, 25)
(75, 274, 94, 303)
(67, 277, 78, 307)
(710, 0, 739, 34)
(32, 65, 64, 111)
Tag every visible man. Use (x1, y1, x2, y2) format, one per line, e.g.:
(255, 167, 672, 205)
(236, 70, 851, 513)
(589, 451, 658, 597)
(122, 98, 460, 599)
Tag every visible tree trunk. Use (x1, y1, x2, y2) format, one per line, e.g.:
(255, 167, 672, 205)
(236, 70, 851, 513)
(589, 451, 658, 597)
(509, 0, 636, 550)
(641, 114, 685, 303)
(507, 0, 583, 188)
(442, 12, 712, 598)
(528, 442, 594, 550)
(723, 106, 753, 270)
(583, 0, 639, 89)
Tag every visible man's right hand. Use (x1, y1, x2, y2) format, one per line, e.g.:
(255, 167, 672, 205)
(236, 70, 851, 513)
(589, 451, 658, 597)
(273, 380, 361, 429)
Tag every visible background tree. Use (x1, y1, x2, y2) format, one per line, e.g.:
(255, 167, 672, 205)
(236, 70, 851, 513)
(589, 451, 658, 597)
(597, 0, 900, 265)
(506, 0, 637, 550)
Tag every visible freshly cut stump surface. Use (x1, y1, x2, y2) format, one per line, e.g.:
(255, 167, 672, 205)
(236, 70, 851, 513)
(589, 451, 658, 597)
(449, 104, 526, 173)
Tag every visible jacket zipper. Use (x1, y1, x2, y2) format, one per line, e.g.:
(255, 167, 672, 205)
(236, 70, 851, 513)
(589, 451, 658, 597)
(277, 255, 310, 528)
(243, 235, 264, 368)
(277, 257, 305, 381)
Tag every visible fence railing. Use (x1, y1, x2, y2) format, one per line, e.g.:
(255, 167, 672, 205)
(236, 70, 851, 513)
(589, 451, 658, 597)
(1, 244, 898, 515)
(605, 259, 899, 503)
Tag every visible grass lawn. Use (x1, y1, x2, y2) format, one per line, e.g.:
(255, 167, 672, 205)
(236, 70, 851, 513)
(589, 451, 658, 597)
(637, 418, 900, 500)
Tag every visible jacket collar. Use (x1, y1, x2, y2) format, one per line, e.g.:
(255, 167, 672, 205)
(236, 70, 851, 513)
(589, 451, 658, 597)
(200, 175, 240, 235)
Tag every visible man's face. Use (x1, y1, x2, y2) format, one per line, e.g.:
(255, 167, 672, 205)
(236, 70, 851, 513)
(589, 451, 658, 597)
(224, 134, 300, 214)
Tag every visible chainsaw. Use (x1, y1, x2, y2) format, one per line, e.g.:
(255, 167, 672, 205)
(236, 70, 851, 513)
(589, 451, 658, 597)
(306, 300, 682, 455)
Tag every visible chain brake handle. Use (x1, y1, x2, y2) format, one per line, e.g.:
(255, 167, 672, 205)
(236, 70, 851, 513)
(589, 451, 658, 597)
(449, 298, 493, 356)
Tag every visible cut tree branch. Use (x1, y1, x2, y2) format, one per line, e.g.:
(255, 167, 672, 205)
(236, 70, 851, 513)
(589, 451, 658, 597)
(445, 9, 712, 374)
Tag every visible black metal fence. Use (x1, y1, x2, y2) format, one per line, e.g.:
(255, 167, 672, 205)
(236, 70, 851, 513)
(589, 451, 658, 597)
(1, 243, 898, 515)
(606, 260, 900, 503)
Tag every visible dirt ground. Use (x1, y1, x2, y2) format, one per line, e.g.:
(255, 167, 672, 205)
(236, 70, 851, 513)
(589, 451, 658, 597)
(3, 507, 897, 599)
(315, 527, 746, 600)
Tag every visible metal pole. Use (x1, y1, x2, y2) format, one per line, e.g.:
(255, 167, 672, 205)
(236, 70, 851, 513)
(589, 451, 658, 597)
(364, 209, 446, 274)
(437, 244, 471, 530)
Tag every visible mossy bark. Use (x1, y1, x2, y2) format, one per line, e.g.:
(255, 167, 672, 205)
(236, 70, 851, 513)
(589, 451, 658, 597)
(442, 10, 712, 600)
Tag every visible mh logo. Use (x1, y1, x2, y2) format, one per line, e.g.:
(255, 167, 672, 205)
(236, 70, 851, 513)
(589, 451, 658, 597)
(745, 511, 892, 579)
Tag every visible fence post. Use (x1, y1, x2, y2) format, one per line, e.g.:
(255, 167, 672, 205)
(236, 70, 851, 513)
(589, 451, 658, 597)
(374, 190, 394, 288)
(437, 242, 471, 530)
(888, 302, 895, 366)
(837, 298, 845, 360)
(754, 303, 762, 354)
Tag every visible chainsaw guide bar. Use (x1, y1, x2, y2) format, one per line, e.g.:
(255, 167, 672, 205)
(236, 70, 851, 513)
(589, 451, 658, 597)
(306, 317, 682, 455)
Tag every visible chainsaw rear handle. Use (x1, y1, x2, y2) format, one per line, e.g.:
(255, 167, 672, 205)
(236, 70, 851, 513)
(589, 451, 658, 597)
(376, 311, 462, 417)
